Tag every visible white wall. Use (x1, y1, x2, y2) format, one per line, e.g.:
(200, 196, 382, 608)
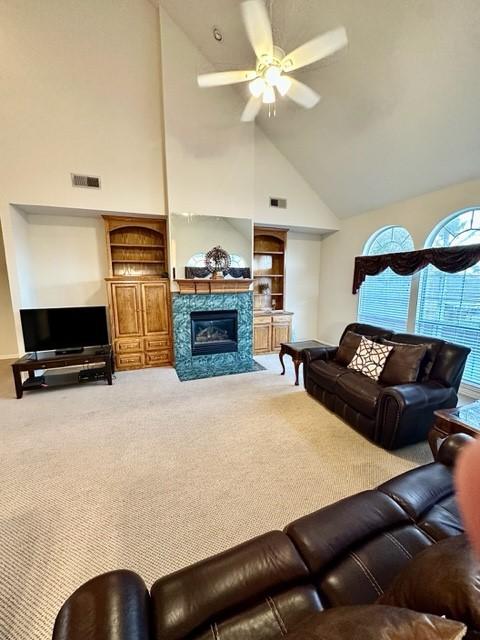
(0, 224, 17, 357)
(17, 214, 108, 309)
(171, 215, 252, 278)
(0, 0, 166, 215)
(318, 178, 480, 344)
(285, 233, 322, 341)
(254, 129, 338, 232)
(159, 8, 254, 220)
(0, 0, 167, 353)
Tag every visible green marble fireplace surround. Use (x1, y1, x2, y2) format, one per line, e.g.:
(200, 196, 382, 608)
(172, 291, 255, 381)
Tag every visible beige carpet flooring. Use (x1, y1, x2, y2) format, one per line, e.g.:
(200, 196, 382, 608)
(0, 355, 431, 640)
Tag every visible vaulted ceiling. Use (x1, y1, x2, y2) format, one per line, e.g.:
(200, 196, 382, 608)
(160, 0, 480, 217)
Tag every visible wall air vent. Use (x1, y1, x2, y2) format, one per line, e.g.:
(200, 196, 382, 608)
(71, 174, 101, 189)
(270, 197, 287, 209)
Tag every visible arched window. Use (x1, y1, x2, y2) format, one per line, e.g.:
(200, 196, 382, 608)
(416, 208, 480, 386)
(357, 226, 414, 331)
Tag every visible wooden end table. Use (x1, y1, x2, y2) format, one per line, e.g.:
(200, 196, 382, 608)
(429, 400, 480, 457)
(279, 340, 330, 386)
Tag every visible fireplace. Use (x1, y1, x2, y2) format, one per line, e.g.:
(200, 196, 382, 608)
(191, 310, 238, 356)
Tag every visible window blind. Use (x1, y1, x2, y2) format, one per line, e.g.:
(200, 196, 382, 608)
(357, 226, 414, 332)
(415, 209, 480, 387)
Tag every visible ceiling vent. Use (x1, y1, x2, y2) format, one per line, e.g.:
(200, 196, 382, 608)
(270, 197, 287, 209)
(71, 174, 101, 189)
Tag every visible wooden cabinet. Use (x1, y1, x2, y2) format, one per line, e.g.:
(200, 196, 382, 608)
(254, 313, 292, 354)
(108, 279, 172, 370)
(103, 215, 172, 371)
(110, 283, 143, 337)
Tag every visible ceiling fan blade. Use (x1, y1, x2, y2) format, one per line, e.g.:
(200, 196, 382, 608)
(241, 95, 263, 122)
(241, 0, 273, 61)
(197, 70, 257, 88)
(285, 78, 321, 109)
(282, 26, 348, 72)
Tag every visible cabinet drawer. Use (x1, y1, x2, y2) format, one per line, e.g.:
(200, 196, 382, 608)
(144, 337, 170, 352)
(115, 338, 143, 353)
(254, 316, 272, 325)
(145, 350, 171, 366)
(272, 315, 291, 324)
(116, 353, 144, 368)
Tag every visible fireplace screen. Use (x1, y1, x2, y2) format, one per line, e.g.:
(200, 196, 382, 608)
(191, 310, 238, 356)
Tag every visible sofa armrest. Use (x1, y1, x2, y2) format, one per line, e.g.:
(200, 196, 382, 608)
(377, 382, 457, 450)
(303, 346, 338, 367)
(437, 433, 475, 466)
(52, 570, 152, 640)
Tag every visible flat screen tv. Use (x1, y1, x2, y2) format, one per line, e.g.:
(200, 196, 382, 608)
(20, 306, 109, 353)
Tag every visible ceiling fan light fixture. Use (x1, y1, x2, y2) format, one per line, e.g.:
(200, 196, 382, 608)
(262, 85, 275, 104)
(276, 75, 292, 96)
(264, 65, 281, 86)
(249, 77, 265, 97)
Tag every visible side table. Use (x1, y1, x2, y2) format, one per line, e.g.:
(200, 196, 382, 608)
(279, 340, 331, 386)
(429, 400, 480, 457)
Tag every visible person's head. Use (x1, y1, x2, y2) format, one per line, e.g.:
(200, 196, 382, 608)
(455, 436, 480, 559)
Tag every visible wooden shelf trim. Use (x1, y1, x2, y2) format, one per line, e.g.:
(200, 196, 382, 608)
(112, 259, 165, 264)
(175, 279, 253, 294)
(254, 251, 284, 255)
(111, 243, 165, 248)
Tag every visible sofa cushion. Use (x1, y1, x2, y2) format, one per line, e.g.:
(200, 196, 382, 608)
(151, 531, 312, 640)
(309, 360, 349, 394)
(335, 331, 362, 366)
(286, 606, 466, 640)
(336, 371, 382, 418)
(348, 337, 393, 382)
(380, 340, 427, 385)
(393, 333, 444, 381)
(378, 535, 479, 633)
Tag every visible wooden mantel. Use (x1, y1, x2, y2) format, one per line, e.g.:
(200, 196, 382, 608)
(175, 279, 253, 294)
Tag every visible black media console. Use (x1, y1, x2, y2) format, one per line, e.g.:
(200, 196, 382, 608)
(11, 345, 113, 399)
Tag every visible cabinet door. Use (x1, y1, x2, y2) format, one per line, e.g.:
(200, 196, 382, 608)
(110, 283, 142, 338)
(141, 281, 171, 337)
(272, 324, 291, 350)
(254, 323, 272, 354)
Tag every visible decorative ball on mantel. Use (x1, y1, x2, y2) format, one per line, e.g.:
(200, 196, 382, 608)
(205, 246, 231, 280)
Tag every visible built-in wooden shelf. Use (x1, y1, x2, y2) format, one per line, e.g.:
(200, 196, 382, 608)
(254, 274, 284, 278)
(112, 259, 165, 264)
(110, 243, 165, 248)
(254, 292, 283, 296)
(254, 251, 284, 255)
(176, 279, 253, 295)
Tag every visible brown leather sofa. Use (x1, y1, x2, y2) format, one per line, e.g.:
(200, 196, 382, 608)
(303, 322, 470, 450)
(52, 434, 469, 640)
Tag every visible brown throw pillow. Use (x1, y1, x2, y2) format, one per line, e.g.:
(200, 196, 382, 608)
(380, 340, 427, 385)
(335, 331, 362, 366)
(286, 605, 466, 639)
(378, 535, 480, 632)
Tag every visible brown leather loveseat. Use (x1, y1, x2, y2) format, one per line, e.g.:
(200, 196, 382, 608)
(52, 434, 468, 640)
(303, 322, 470, 450)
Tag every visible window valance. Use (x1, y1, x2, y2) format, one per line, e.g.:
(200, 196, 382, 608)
(352, 243, 480, 293)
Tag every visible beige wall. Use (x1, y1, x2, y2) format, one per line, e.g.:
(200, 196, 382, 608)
(0, 0, 166, 215)
(254, 130, 338, 232)
(0, 0, 167, 354)
(285, 233, 322, 341)
(15, 214, 108, 309)
(160, 8, 254, 220)
(0, 224, 17, 358)
(318, 178, 480, 344)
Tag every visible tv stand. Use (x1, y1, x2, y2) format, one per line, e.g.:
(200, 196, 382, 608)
(11, 346, 113, 399)
(55, 347, 84, 356)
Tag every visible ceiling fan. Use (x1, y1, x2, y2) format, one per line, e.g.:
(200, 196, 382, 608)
(197, 0, 348, 122)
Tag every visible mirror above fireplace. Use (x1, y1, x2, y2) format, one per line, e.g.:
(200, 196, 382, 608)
(170, 214, 253, 280)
